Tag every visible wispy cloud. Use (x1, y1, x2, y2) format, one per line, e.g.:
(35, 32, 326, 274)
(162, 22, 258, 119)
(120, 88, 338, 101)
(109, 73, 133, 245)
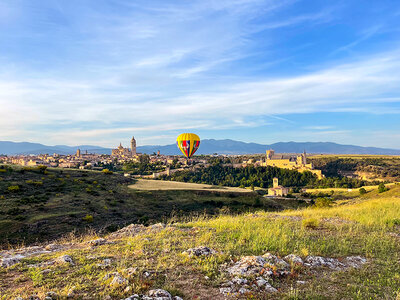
(1, 0, 400, 147)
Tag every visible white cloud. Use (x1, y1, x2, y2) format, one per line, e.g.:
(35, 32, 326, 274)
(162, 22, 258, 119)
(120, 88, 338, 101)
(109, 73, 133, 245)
(0, 0, 399, 147)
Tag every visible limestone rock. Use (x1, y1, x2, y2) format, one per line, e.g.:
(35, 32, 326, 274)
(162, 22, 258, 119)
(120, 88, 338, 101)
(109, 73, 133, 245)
(262, 252, 290, 269)
(184, 246, 217, 257)
(264, 282, 278, 293)
(284, 254, 304, 265)
(97, 258, 112, 268)
(88, 238, 107, 246)
(304, 256, 345, 269)
(110, 274, 128, 287)
(344, 256, 367, 268)
(1, 256, 21, 268)
(58, 255, 74, 265)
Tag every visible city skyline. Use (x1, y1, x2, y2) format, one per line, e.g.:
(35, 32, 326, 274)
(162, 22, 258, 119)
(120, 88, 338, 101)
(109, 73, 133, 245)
(1, 1, 400, 148)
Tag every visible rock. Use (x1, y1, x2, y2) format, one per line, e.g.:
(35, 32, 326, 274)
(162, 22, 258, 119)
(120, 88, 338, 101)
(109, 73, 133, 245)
(304, 256, 345, 270)
(220, 287, 233, 296)
(142, 289, 173, 299)
(232, 277, 248, 285)
(297, 280, 306, 285)
(1, 256, 21, 268)
(45, 291, 58, 299)
(108, 223, 168, 239)
(344, 256, 367, 268)
(256, 277, 268, 287)
(88, 238, 107, 246)
(97, 258, 112, 268)
(45, 244, 63, 251)
(42, 269, 52, 274)
(143, 271, 151, 278)
(184, 246, 217, 257)
(238, 287, 250, 294)
(284, 254, 304, 265)
(123, 295, 140, 300)
(226, 255, 267, 276)
(14, 298, 23, 300)
(28, 296, 40, 300)
(58, 255, 74, 265)
(173, 297, 183, 300)
(264, 282, 278, 293)
(110, 274, 128, 287)
(262, 252, 290, 269)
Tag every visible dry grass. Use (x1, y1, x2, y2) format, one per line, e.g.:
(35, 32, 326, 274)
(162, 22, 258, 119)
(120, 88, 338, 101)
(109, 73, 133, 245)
(129, 179, 252, 193)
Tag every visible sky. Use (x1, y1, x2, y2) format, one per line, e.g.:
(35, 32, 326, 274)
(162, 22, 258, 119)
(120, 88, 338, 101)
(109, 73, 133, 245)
(1, 0, 400, 148)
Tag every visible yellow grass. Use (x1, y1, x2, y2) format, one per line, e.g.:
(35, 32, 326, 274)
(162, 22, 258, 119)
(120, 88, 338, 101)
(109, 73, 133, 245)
(129, 179, 251, 193)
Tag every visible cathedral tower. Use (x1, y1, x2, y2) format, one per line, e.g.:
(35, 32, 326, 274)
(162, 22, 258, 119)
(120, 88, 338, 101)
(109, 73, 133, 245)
(131, 136, 136, 156)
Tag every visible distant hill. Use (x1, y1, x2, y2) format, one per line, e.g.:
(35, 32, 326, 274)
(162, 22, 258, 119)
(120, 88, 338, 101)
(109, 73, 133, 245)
(1, 139, 400, 156)
(138, 139, 400, 155)
(0, 141, 111, 155)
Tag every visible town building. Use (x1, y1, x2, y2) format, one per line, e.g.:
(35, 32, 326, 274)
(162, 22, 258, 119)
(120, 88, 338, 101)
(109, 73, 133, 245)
(268, 177, 289, 197)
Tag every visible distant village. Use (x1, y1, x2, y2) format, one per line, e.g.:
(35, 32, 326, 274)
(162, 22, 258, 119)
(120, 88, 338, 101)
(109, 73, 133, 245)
(0, 136, 323, 187)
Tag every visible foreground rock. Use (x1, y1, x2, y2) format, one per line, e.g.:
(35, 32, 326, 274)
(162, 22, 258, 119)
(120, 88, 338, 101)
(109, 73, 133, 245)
(108, 223, 167, 239)
(220, 252, 368, 296)
(123, 289, 182, 300)
(184, 246, 217, 257)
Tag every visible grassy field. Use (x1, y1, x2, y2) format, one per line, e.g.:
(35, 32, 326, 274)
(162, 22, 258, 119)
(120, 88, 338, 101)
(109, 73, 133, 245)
(0, 165, 303, 246)
(1, 183, 399, 299)
(130, 179, 252, 192)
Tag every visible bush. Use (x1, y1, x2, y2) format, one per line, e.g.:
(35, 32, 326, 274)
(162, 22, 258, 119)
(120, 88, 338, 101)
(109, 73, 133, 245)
(302, 218, 319, 229)
(8, 185, 20, 192)
(378, 183, 388, 193)
(313, 197, 332, 208)
(102, 169, 113, 175)
(82, 214, 93, 223)
(359, 187, 367, 195)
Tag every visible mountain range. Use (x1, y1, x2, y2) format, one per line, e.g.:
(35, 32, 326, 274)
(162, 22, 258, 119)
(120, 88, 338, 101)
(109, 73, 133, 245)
(1, 139, 400, 156)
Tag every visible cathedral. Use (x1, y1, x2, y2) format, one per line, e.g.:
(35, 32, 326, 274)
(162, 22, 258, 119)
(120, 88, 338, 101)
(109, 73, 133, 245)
(111, 136, 137, 158)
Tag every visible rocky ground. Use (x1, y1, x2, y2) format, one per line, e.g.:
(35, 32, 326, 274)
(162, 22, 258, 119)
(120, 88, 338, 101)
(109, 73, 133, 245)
(0, 222, 371, 300)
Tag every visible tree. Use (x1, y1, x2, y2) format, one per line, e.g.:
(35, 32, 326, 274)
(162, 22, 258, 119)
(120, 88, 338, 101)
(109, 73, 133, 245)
(359, 187, 367, 195)
(378, 183, 388, 193)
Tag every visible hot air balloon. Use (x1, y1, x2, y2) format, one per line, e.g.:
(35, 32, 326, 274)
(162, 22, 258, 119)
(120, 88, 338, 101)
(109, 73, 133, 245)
(176, 133, 200, 159)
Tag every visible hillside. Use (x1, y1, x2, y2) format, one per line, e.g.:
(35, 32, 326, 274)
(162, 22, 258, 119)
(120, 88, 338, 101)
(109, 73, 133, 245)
(0, 184, 399, 299)
(2, 140, 400, 156)
(0, 166, 301, 246)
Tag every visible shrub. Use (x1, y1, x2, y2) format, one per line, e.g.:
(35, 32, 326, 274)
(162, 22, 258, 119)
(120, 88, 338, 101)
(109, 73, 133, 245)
(359, 187, 367, 195)
(313, 197, 332, 208)
(378, 183, 388, 193)
(0, 168, 6, 173)
(102, 169, 113, 175)
(302, 218, 319, 229)
(8, 185, 20, 192)
(82, 214, 93, 223)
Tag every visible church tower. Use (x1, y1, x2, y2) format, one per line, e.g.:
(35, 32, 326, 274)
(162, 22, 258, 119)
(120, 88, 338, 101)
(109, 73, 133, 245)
(131, 136, 136, 156)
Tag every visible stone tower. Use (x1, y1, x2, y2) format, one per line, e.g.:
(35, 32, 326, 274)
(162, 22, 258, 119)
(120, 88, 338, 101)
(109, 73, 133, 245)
(273, 177, 279, 188)
(266, 150, 275, 160)
(131, 136, 136, 156)
(76, 149, 81, 157)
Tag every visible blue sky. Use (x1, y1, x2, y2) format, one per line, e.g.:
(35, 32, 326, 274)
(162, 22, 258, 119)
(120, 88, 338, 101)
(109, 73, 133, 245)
(1, 0, 400, 148)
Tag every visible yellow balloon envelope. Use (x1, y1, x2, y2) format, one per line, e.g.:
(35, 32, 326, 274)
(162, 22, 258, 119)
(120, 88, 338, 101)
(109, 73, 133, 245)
(176, 133, 200, 158)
